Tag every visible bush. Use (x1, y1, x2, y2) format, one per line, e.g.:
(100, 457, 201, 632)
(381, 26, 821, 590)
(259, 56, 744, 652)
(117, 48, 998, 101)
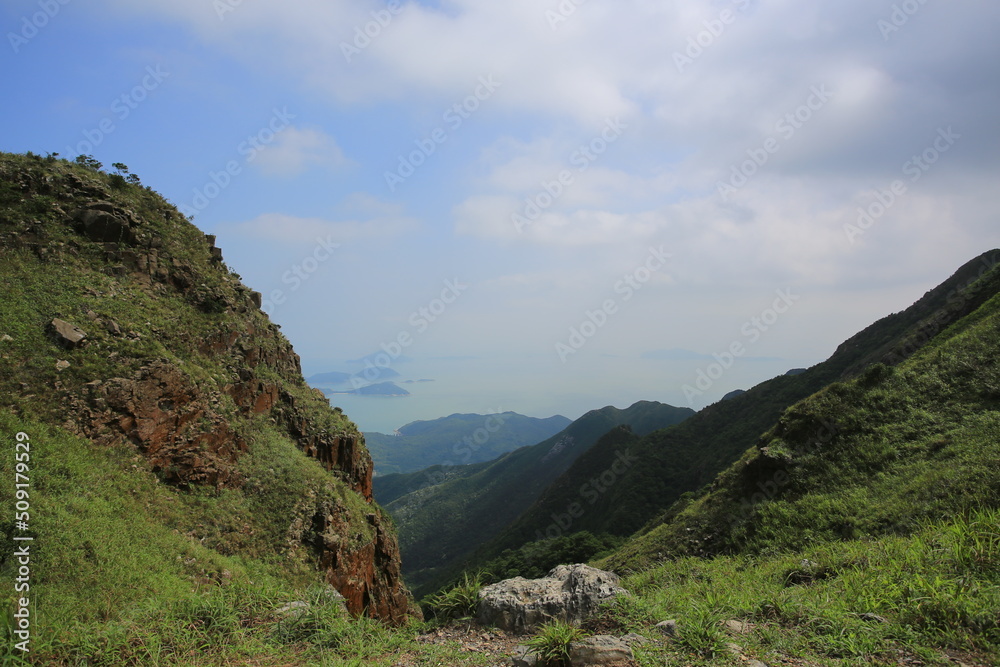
(427, 572, 483, 620)
(524, 621, 588, 666)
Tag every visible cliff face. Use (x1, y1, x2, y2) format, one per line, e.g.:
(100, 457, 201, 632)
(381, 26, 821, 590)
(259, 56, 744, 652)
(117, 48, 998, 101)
(0, 153, 413, 623)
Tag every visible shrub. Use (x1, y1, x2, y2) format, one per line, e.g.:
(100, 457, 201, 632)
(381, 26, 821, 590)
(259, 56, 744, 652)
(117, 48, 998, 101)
(524, 621, 588, 666)
(427, 572, 483, 620)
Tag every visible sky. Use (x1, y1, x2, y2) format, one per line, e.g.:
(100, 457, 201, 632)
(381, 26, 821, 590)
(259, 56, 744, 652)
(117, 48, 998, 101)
(4, 0, 999, 432)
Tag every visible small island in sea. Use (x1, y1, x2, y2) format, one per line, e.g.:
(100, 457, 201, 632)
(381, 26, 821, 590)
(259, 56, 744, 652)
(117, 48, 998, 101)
(329, 381, 410, 397)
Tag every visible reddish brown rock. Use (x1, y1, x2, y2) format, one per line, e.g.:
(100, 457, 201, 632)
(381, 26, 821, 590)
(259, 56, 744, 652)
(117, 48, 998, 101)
(76, 361, 246, 487)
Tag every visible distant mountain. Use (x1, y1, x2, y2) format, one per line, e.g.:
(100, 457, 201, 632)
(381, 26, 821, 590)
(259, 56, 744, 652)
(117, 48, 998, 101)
(307, 371, 354, 385)
(375, 400, 694, 595)
(366, 412, 571, 476)
(307, 367, 401, 388)
(345, 381, 409, 396)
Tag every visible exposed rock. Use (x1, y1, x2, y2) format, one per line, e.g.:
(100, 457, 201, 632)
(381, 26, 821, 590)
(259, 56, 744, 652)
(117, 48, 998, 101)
(275, 588, 348, 618)
(306, 503, 413, 624)
(723, 619, 752, 635)
(477, 564, 627, 633)
(274, 601, 311, 618)
(857, 612, 888, 624)
(50, 318, 87, 348)
(55, 360, 70, 371)
(510, 645, 540, 667)
(72, 361, 246, 487)
(2, 334, 14, 343)
(104, 319, 122, 336)
(75, 203, 138, 245)
(654, 619, 677, 637)
(568, 635, 634, 666)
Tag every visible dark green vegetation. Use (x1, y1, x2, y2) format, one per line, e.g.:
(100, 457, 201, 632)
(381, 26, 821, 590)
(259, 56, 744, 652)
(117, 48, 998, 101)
(366, 411, 571, 476)
(379, 401, 694, 595)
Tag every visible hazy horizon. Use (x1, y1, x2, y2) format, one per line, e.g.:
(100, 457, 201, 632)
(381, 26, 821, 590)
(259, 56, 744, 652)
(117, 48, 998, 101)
(6, 1, 999, 434)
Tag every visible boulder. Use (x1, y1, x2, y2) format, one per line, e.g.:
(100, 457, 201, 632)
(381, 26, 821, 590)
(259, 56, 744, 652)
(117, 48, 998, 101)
(510, 645, 540, 667)
(567, 635, 634, 666)
(654, 619, 677, 637)
(50, 318, 87, 348)
(75, 204, 137, 245)
(478, 564, 626, 633)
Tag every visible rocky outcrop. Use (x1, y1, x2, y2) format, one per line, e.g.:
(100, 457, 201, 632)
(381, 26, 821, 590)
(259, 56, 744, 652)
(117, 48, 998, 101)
(567, 635, 635, 666)
(305, 505, 413, 624)
(72, 361, 247, 487)
(477, 564, 627, 633)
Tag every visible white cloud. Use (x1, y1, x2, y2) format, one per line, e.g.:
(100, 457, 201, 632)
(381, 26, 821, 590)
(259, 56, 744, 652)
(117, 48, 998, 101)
(251, 126, 353, 177)
(219, 211, 418, 244)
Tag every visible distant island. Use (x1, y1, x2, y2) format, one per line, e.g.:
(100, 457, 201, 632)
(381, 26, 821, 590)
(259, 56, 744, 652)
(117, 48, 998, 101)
(336, 381, 410, 397)
(307, 367, 401, 388)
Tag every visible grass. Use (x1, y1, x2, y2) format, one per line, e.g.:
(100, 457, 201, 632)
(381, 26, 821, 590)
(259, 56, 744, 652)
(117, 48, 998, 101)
(426, 572, 483, 621)
(600, 510, 1000, 666)
(523, 621, 588, 666)
(0, 411, 503, 666)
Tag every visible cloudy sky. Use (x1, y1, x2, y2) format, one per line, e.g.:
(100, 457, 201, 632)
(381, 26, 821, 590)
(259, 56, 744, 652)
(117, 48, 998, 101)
(5, 0, 999, 431)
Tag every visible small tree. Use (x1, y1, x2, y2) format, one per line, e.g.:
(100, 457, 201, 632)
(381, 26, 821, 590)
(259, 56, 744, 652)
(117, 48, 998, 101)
(74, 155, 103, 171)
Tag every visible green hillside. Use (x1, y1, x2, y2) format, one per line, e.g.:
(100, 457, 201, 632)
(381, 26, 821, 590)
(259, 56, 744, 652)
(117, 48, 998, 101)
(365, 411, 571, 476)
(485, 250, 1000, 563)
(381, 401, 694, 595)
(605, 260, 1000, 572)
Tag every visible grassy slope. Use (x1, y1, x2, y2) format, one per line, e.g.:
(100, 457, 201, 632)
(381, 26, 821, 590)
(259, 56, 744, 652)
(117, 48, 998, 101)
(610, 510, 999, 666)
(604, 270, 1000, 573)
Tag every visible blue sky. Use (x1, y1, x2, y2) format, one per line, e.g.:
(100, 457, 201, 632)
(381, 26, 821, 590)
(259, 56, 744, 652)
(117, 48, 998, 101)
(4, 0, 1000, 432)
